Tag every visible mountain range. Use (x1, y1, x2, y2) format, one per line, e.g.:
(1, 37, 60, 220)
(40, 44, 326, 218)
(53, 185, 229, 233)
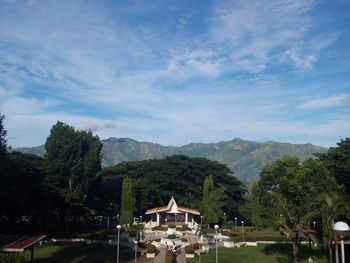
(16, 137, 327, 183)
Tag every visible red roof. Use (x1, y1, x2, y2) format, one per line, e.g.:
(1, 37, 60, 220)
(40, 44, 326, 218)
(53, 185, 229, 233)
(1, 235, 46, 252)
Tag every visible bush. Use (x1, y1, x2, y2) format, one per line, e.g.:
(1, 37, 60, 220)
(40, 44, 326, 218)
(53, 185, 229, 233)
(184, 245, 195, 254)
(167, 234, 177, 239)
(147, 244, 157, 253)
(166, 250, 175, 263)
(0, 254, 24, 263)
(152, 225, 167, 231)
(168, 224, 176, 228)
(180, 237, 188, 242)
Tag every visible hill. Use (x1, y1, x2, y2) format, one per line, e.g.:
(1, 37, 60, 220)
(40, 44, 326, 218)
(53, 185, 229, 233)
(15, 137, 327, 183)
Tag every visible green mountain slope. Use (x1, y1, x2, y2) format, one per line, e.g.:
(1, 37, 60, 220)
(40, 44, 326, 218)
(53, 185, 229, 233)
(15, 137, 327, 183)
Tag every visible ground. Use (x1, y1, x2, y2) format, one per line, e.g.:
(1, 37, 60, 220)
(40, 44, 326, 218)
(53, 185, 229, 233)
(18, 242, 328, 263)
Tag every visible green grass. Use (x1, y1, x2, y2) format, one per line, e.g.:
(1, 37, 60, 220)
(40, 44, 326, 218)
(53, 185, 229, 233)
(187, 244, 328, 263)
(21, 242, 153, 263)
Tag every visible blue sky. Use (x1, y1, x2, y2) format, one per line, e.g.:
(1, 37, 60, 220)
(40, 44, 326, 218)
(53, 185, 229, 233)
(0, 0, 349, 148)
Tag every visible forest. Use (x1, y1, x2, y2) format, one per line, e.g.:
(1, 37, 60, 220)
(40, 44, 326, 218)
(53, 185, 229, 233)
(0, 112, 349, 253)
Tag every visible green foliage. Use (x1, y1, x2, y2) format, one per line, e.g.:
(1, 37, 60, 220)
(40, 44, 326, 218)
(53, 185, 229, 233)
(44, 121, 102, 226)
(254, 156, 340, 262)
(201, 175, 226, 224)
(147, 244, 156, 253)
(18, 137, 326, 183)
(0, 253, 24, 263)
(0, 113, 7, 157)
(120, 176, 134, 225)
(317, 138, 350, 194)
(100, 155, 245, 217)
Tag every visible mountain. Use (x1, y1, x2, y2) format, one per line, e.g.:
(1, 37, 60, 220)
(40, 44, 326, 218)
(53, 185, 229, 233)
(15, 137, 327, 183)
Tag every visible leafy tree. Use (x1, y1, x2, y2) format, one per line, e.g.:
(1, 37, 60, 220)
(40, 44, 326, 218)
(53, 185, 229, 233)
(44, 121, 102, 227)
(255, 156, 340, 263)
(317, 138, 350, 194)
(0, 152, 47, 232)
(98, 155, 246, 217)
(201, 175, 226, 225)
(0, 113, 8, 171)
(120, 176, 134, 225)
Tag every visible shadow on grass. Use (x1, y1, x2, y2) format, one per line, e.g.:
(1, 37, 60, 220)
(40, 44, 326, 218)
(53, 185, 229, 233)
(261, 243, 327, 263)
(27, 243, 134, 263)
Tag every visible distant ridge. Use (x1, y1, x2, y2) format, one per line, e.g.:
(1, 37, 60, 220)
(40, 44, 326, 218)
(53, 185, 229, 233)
(15, 137, 327, 183)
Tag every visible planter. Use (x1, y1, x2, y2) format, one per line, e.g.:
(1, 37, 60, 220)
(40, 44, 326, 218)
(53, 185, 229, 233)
(186, 253, 195, 258)
(167, 227, 177, 235)
(146, 253, 156, 258)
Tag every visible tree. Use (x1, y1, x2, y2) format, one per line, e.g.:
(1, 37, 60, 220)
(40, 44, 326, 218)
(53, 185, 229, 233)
(44, 121, 102, 227)
(98, 155, 246, 217)
(0, 113, 8, 169)
(255, 156, 340, 263)
(120, 176, 134, 225)
(201, 175, 226, 225)
(317, 138, 350, 194)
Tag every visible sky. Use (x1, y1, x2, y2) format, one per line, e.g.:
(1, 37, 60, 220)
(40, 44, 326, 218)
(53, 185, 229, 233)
(0, 0, 349, 148)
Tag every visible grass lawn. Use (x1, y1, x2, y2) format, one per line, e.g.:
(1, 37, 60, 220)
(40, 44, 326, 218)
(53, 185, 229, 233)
(21, 242, 153, 263)
(187, 244, 328, 263)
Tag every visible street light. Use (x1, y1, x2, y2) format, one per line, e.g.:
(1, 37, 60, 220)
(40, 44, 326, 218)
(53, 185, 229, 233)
(175, 213, 177, 225)
(116, 225, 121, 263)
(333, 221, 350, 263)
(234, 217, 237, 233)
(223, 213, 226, 229)
(200, 216, 203, 235)
(117, 213, 120, 223)
(313, 221, 316, 228)
(241, 221, 244, 242)
(214, 224, 219, 263)
(165, 218, 168, 225)
(134, 240, 138, 263)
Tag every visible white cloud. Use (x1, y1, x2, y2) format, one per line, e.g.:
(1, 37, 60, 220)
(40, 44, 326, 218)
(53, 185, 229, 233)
(298, 94, 350, 110)
(281, 46, 318, 70)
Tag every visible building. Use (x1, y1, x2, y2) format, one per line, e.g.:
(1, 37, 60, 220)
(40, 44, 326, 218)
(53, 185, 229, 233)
(145, 196, 200, 227)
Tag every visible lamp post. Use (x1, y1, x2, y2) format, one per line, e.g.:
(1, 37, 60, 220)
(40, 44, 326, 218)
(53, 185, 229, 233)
(165, 218, 168, 225)
(241, 221, 244, 242)
(200, 216, 203, 235)
(175, 213, 177, 225)
(313, 221, 316, 228)
(223, 213, 226, 229)
(333, 221, 350, 263)
(234, 217, 237, 233)
(134, 240, 138, 263)
(116, 225, 121, 263)
(117, 213, 120, 223)
(214, 224, 219, 263)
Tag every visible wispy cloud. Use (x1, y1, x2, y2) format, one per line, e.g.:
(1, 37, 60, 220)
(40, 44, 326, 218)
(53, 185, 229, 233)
(298, 94, 350, 110)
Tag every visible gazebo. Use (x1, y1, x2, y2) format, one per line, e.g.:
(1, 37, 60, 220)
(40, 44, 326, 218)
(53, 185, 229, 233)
(145, 197, 200, 227)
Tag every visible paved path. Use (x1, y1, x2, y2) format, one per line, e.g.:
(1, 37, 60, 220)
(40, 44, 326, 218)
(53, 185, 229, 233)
(175, 248, 186, 263)
(153, 247, 166, 263)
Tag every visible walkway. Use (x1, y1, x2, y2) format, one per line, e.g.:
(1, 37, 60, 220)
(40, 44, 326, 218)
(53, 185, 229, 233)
(153, 247, 166, 263)
(175, 248, 186, 263)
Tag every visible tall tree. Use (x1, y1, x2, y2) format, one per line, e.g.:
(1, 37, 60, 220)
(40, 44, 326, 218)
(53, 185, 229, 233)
(120, 176, 135, 225)
(45, 121, 102, 227)
(255, 156, 340, 263)
(0, 113, 7, 168)
(317, 138, 350, 194)
(201, 175, 226, 225)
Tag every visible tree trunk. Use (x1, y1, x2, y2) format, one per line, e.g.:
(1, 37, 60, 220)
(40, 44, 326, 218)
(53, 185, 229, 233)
(292, 242, 300, 263)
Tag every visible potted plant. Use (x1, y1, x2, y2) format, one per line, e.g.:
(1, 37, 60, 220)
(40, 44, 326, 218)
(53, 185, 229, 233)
(146, 244, 157, 258)
(184, 244, 195, 258)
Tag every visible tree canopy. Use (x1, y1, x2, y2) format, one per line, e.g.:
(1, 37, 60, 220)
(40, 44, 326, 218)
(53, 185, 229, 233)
(98, 155, 246, 217)
(316, 138, 350, 194)
(44, 121, 103, 226)
(120, 176, 135, 225)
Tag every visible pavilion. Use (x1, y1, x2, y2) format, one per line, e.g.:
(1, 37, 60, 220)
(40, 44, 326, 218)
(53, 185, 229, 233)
(145, 197, 200, 227)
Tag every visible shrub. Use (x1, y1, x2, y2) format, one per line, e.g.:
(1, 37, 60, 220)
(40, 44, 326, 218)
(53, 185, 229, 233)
(168, 224, 176, 228)
(180, 237, 188, 242)
(147, 244, 157, 253)
(184, 245, 195, 254)
(167, 234, 177, 239)
(166, 250, 175, 263)
(152, 225, 167, 231)
(0, 253, 24, 263)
